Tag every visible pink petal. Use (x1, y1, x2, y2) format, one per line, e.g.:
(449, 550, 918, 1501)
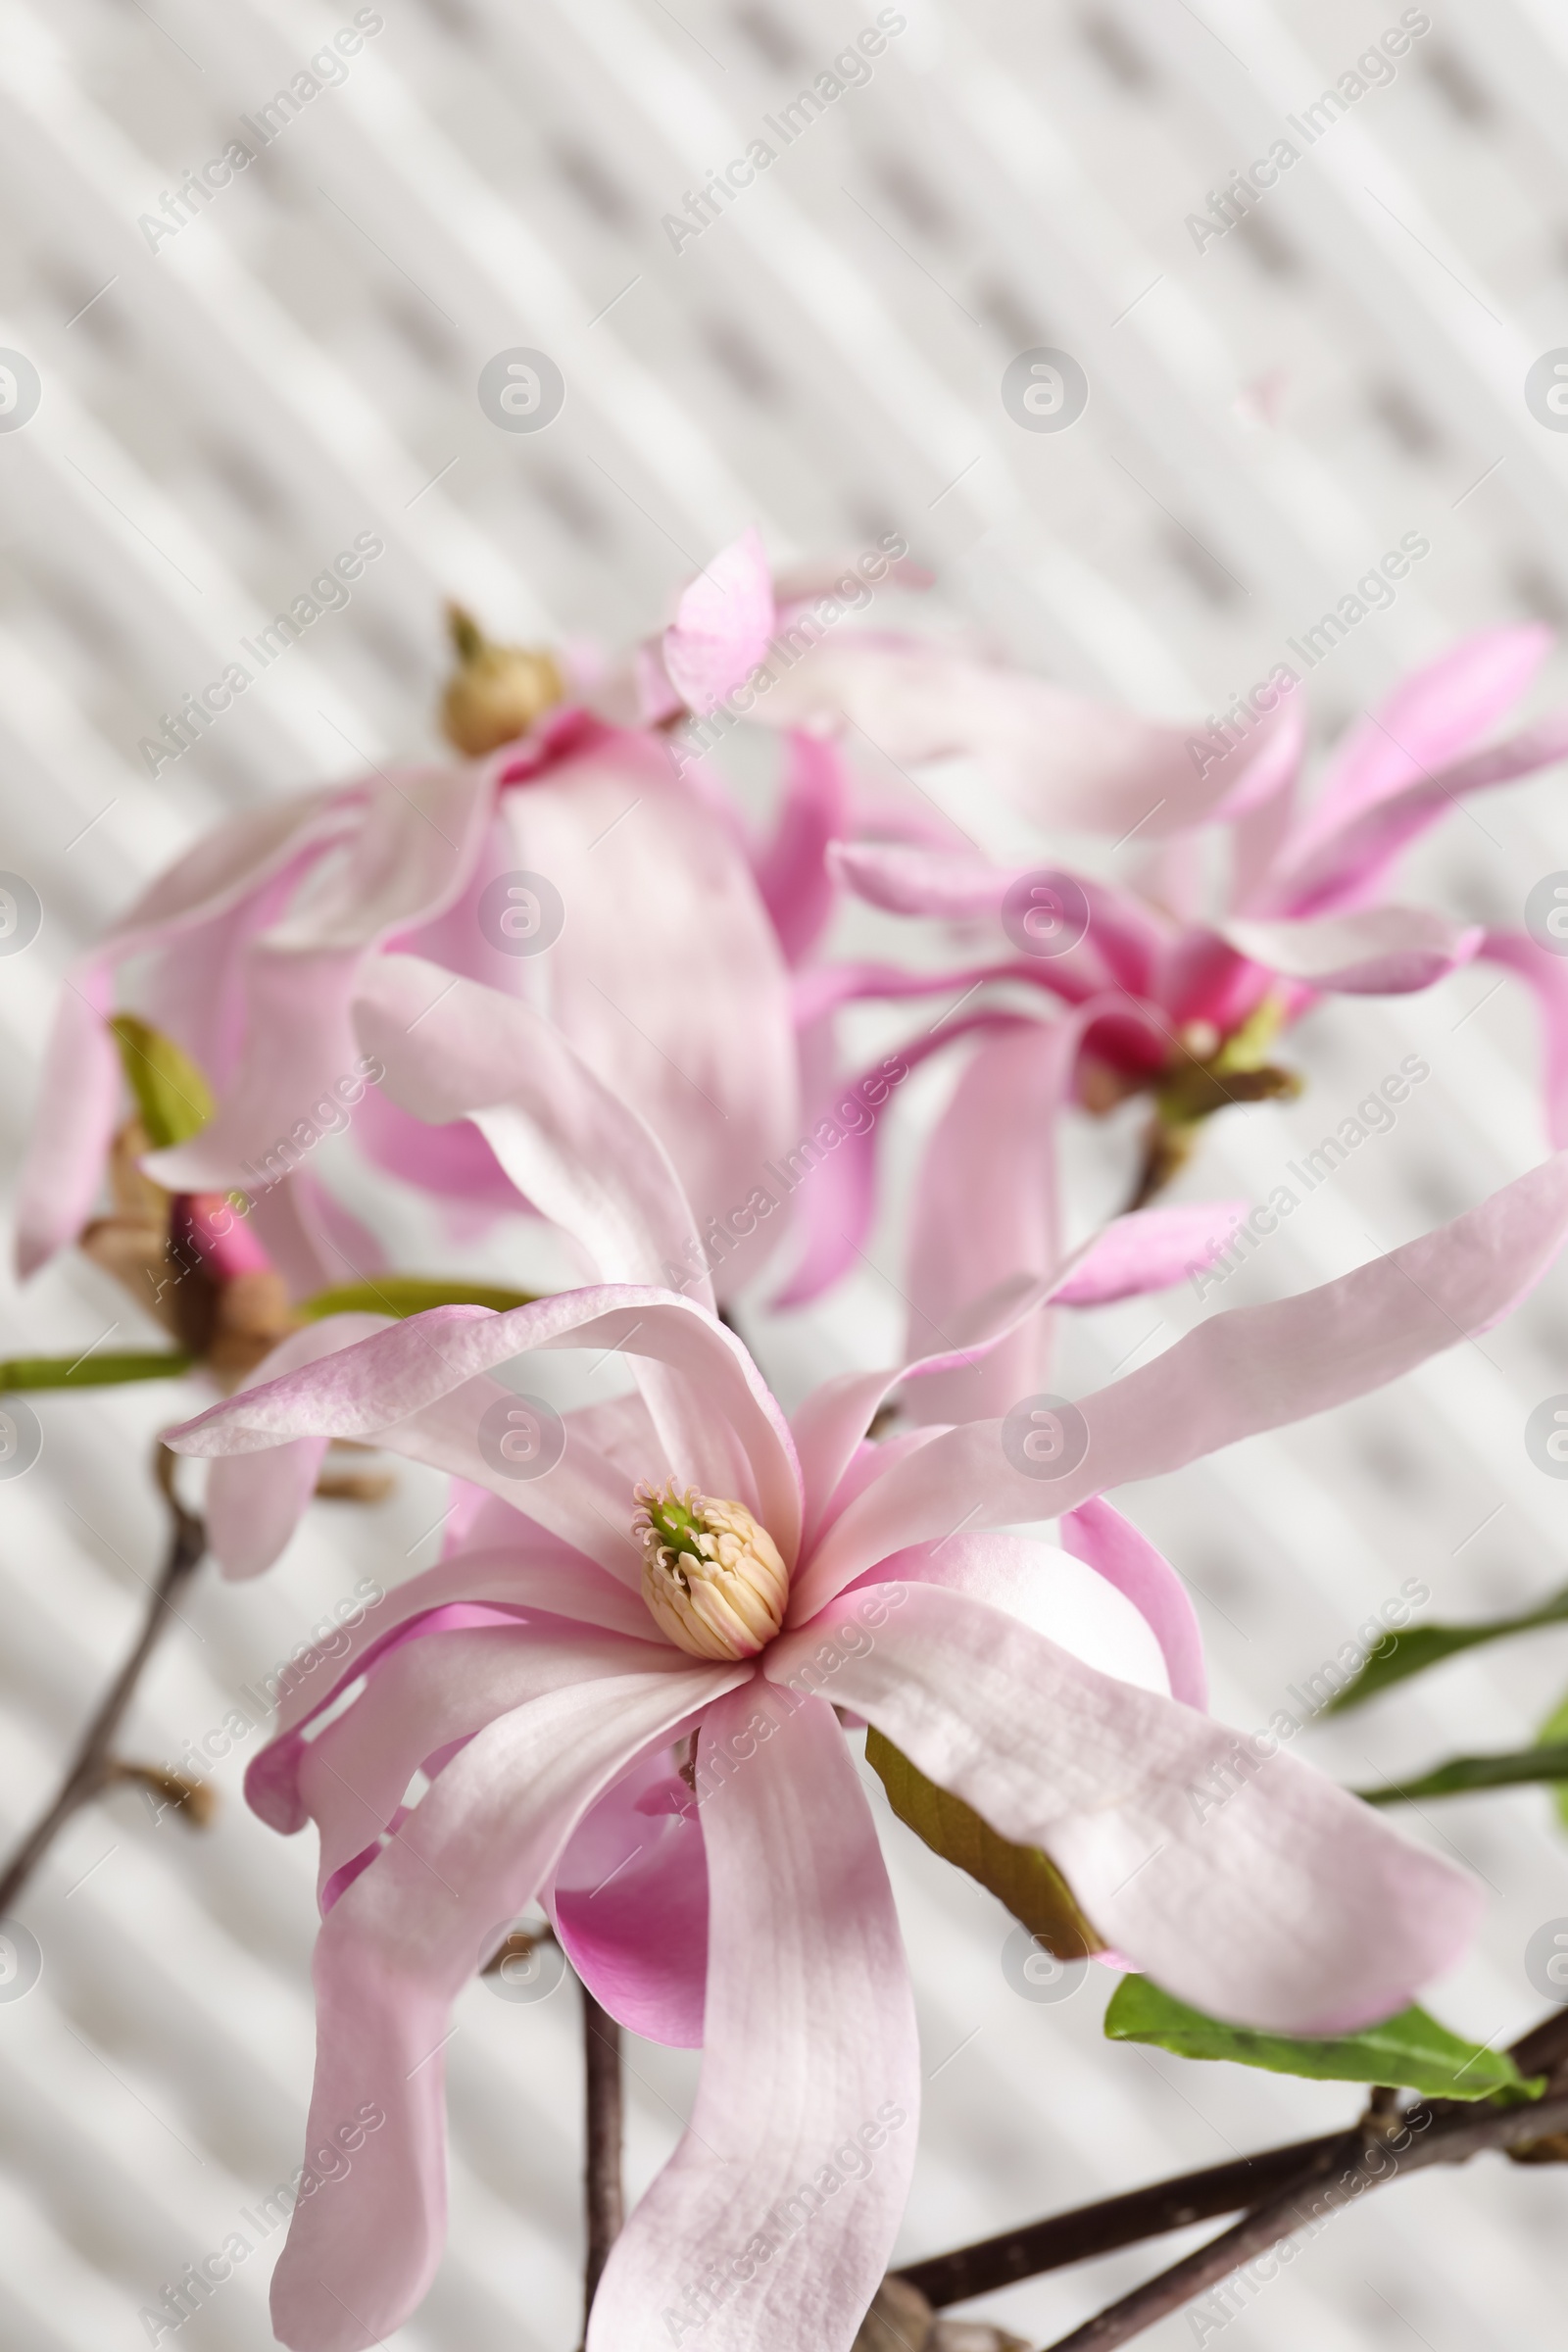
(146, 768, 496, 1194)
(854, 1529, 1172, 1696)
(828, 840, 1010, 919)
(1059, 1498, 1206, 1709)
(269, 1663, 740, 2352)
(1227, 698, 1307, 912)
(499, 739, 800, 1298)
(18, 789, 367, 1271)
(829, 844, 1165, 999)
(297, 1623, 691, 1907)
(901, 1002, 1186, 1421)
(244, 1167, 390, 1303)
(206, 1312, 393, 1578)
(1478, 930, 1568, 1148)
(247, 1539, 661, 1834)
(552, 1735, 710, 2047)
(753, 731, 851, 966)
(353, 954, 712, 1299)
(794, 1154, 1568, 1616)
(1268, 712, 1568, 918)
(766, 1113, 881, 1311)
(774, 1585, 1479, 2033)
(15, 965, 121, 1279)
(141, 947, 360, 1193)
(1287, 624, 1552, 863)
(167, 1287, 805, 1573)
(1224, 908, 1484, 996)
(661, 526, 776, 717)
(1053, 1203, 1250, 1309)
(903, 1025, 1079, 1421)
(791, 1270, 1067, 1545)
(751, 636, 1298, 839)
(586, 1687, 919, 2352)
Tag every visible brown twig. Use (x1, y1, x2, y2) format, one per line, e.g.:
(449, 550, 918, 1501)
(900, 2001, 1568, 2344)
(581, 1982, 625, 2335)
(1038, 2088, 1568, 2351)
(895, 2134, 1346, 2308)
(0, 1446, 206, 1916)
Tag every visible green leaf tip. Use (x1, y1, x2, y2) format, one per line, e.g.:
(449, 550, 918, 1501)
(1326, 1585, 1568, 1714)
(1103, 1975, 1544, 2103)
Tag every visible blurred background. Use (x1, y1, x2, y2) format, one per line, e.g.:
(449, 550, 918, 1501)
(4, 0, 1568, 2343)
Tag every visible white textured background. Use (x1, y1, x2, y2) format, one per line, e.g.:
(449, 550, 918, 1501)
(3, 0, 1568, 2345)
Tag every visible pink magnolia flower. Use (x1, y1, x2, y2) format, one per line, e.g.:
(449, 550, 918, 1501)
(14, 549, 807, 1304)
(167, 1090, 1568, 2349)
(788, 625, 1568, 1397)
(199, 954, 1250, 1577)
(15, 528, 1314, 1316)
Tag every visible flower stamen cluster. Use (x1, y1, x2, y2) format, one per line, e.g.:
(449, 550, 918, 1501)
(633, 1479, 788, 1660)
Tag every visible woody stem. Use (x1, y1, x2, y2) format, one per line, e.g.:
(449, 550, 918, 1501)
(0, 1447, 205, 1916)
(581, 1982, 625, 2333)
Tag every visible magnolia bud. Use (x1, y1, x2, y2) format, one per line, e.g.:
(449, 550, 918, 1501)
(439, 605, 565, 757)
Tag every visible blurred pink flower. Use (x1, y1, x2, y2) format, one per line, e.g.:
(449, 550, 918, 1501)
(166, 1149, 1568, 2352)
(16, 696, 799, 1310)
(793, 625, 1568, 1371)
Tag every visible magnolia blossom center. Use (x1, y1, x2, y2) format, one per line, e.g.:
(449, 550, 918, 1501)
(633, 1480, 789, 1661)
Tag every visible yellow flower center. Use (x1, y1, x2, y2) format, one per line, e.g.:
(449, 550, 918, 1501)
(633, 1480, 788, 1661)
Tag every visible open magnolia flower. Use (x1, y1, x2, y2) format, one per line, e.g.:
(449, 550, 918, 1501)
(15, 526, 1315, 1319)
(14, 547, 804, 1303)
(167, 1056, 1568, 2349)
(786, 625, 1568, 1368)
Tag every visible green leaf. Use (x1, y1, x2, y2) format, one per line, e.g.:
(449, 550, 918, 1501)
(1538, 1688, 1568, 1832)
(297, 1277, 537, 1321)
(0, 1350, 194, 1390)
(109, 1015, 215, 1151)
(1325, 1586, 1568, 1713)
(1104, 1975, 1543, 2103)
(1354, 1743, 1568, 1806)
(865, 1727, 1101, 1958)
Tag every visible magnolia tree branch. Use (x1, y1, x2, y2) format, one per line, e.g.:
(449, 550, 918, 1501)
(581, 1983, 625, 2335)
(0, 1446, 205, 1917)
(895, 2133, 1347, 2307)
(1038, 2086, 1568, 2352)
(898, 2003, 1568, 2349)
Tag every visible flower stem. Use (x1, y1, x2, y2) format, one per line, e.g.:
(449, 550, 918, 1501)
(0, 1447, 205, 1916)
(581, 1982, 624, 2336)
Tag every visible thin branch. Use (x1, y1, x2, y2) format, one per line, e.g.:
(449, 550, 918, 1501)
(895, 2134, 1345, 2307)
(581, 1981, 624, 2335)
(901, 2003, 1568, 2332)
(1039, 2088, 1568, 2351)
(0, 1446, 205, 1916)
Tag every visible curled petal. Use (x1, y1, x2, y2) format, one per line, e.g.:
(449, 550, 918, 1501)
(1224, 908, 1483, 996)
(1285, 624, 1552, 867)
(773, 1585, 1479, 2033)
(354, 955, 711, 1300)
